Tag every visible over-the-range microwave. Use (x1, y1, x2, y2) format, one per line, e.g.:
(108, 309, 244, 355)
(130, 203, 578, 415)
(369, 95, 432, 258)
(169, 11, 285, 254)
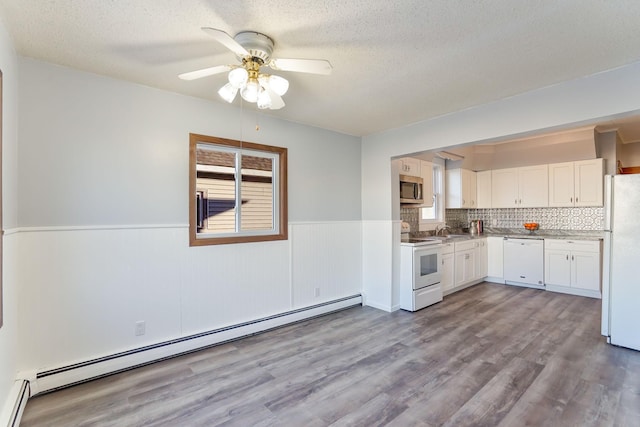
(400, 174, 424, 204)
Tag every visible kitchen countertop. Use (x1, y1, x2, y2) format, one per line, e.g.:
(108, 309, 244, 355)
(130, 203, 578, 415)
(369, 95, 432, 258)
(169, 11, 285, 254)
(403, 229, 604, 245)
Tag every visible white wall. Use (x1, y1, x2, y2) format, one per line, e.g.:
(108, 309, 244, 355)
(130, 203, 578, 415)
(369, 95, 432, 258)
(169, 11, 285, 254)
(16, 59, 362, 375)
(618, 141, 640, 168)
(0, 13, 20, 420)
(361, 61, 640, 310)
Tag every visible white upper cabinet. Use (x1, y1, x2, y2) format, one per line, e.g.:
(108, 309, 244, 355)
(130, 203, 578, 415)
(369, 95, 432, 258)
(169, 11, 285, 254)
(548, 162, 574, 207)
(491, 165, 548, 208)
(491, 168, 519, 208)
(476, 170, 492, 208)
(446, 168, 477, 209)
(574, 159, 604, 206)
(519, 165, 549, 207)
(399, 157, 421, 177)
(549, 159, 603, 207)
(420, 160, 434, 207)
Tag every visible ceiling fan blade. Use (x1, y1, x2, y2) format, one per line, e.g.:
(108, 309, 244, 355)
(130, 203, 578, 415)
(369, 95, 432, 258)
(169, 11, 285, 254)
(201, 27, 249, 57)
(178, 65, 231, 81)
(269, 58, 332, 75)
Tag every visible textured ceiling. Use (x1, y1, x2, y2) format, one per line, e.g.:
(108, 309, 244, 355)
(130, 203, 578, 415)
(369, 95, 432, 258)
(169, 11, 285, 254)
(2, 0, 640, 136)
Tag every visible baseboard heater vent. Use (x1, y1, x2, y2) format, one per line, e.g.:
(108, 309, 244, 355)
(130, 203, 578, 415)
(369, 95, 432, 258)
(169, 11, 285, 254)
(32, 294, 362, 395)
(1, 380, 30, 427)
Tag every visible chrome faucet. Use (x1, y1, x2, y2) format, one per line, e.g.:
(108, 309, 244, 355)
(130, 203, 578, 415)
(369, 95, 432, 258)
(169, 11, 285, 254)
(435, 224, 451, 236)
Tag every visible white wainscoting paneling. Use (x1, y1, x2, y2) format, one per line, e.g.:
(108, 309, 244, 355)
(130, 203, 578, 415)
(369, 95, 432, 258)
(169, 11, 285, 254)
(15, 222, 363, 392)
(361, 220, 394, 312)
(290, 222, 362, 309)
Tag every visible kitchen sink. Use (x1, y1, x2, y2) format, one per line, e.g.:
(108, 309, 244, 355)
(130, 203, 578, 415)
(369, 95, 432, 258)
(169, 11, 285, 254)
(437, 234, 469, 240)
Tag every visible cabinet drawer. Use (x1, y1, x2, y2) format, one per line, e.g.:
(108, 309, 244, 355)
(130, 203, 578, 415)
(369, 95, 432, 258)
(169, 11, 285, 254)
(455, 240, 479, 252)
(441, 242, 454, 254)
(545, 239, 600, 252)
(411, 285, 443, 311)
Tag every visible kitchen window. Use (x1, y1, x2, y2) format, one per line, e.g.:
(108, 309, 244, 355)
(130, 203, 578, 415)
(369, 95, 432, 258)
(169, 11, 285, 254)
(420, 160, 444, 230)
(189, 133, 288, 246)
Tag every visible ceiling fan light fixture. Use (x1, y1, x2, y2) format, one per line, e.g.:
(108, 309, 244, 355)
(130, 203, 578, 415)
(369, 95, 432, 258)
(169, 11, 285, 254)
(240, 78, 260, 103)
(185, 28, 332, 110)
(267, 75, 289, 96)
(218, 82, 238, 103)
(257, 89, 272, 109)
(228, 67, 248, 88)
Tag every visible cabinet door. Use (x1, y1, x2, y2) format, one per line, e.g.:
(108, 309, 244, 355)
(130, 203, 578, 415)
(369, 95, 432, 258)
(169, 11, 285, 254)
(441, 252, 455, 292)
(445, 169, 462, 208)
(420, 160, 434, 207)
(571, 251, 600, 291)
(454, 249, 475, 286)
(548, 162, 575, 207)
(464, 169, 477, 208)
(574, 159, 603, 207)
(476, 170, 492, 208)
(400, 157, 421, 177)
(476, 239, 488, 279)
(519, 165, 549, 207)
(487, 237, 504, 279)
(545, 249, 571, 286)
(491, 168, 519, 208)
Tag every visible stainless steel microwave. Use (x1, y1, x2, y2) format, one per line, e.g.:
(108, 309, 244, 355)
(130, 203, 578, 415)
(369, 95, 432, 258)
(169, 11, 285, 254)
(400, 174, 424, 204)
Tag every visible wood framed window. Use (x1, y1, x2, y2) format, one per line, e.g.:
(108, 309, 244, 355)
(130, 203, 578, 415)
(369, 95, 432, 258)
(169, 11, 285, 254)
(189, 133, 288, 246)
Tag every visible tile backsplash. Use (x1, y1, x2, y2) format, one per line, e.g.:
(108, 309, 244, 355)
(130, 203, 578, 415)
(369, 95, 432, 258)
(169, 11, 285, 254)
(450, 207, 604, 231)
(401, 206, 604, 233)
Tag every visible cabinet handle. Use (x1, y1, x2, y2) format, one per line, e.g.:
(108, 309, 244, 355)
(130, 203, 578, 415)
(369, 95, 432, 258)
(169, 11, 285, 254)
(465, 254, 470, 260)
(515, 199, 517, 205)
(572, 255, 574, 261)
(566, 254, 569, 261)
(519, 199, 522, 204)
(463, 199, 466, 205)
(570, 197, 573, 202)
(576, 198, 578, 203)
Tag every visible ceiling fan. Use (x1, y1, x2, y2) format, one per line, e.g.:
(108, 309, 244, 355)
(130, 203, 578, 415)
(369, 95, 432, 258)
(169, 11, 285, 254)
(179, 28, 332, 110)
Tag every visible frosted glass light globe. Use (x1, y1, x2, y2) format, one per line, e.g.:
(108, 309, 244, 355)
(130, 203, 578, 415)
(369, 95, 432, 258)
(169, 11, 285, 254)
(241, 79, 260, 103)
(228, 68, 248, 88)
(218, 83, 238, 103)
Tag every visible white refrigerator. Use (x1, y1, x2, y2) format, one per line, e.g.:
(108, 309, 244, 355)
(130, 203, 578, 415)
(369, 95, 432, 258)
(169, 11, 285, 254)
(602, 174, 640, 351)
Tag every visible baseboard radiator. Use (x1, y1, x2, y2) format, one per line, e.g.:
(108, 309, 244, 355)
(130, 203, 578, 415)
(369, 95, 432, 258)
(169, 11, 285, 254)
(27, 295, 362, 396)
(1, 380, 29, 427)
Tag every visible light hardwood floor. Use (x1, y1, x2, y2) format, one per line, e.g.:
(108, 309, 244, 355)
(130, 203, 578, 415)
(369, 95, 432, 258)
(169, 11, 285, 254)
(21, 283, 640, 426)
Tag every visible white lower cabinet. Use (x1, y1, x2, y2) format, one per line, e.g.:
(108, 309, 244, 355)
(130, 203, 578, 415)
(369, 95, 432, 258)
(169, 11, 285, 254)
(486, 237, 504, 283)
(476, 238, 488, 279)
(544, 239, 601, 298)
(445, 238, 486, 296)
(440, 243, 455, 293)
(454, 249, 476, 287)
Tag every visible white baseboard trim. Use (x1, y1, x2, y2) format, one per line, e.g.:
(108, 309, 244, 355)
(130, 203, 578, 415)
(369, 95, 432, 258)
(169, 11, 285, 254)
(484, 277, 505, 284)
(0, 380, 29, 427)
(443, 279, 484, 297)
(30, 295, 362, 395)
(363, 299, 395, 312)
(545, 284, 601, 299)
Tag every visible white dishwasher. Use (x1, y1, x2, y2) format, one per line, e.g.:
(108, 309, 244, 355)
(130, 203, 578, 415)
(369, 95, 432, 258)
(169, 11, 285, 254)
(503, 237, 544, 289)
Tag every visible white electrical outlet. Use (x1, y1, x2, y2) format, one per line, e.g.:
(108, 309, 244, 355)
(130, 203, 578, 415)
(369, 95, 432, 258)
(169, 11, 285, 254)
(314, 288, 320, 297)
(492, 218, 498, 226)
(135, 321, 146, 336)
